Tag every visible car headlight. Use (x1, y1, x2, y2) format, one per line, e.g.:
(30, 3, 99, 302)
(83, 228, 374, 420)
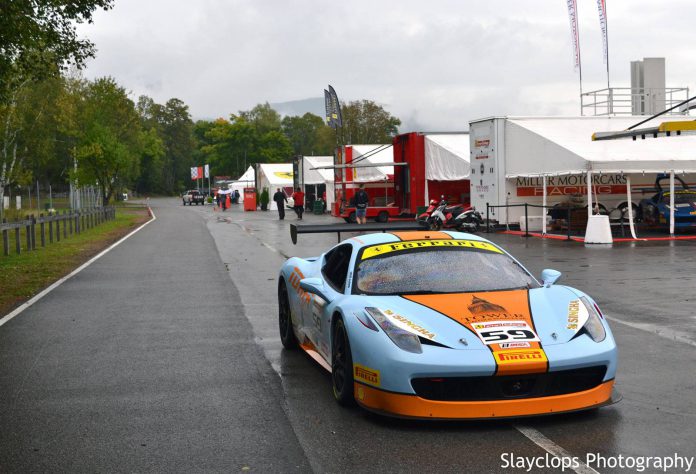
(580, 296, 606, 343)
(364, 307, 422, 354)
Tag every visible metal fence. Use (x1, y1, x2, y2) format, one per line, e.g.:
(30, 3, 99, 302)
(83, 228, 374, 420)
(1, 207, 115, 257)
(485, 203, 636, 240)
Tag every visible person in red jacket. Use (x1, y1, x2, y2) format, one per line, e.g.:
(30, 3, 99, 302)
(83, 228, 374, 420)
(292, 187, 305, 219)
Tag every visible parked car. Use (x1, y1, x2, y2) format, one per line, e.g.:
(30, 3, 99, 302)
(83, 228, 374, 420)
(182, 190, 205, 206)
(639, 174, 696, 227)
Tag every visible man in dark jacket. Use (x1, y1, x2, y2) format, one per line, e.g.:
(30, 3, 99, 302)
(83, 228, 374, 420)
(273, 188, 287, 220)
(354, 184, 369, 224)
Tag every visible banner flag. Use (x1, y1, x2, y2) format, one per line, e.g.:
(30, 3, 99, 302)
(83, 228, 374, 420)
(566, 0, 581, 71)
(197, 166, 203, 180)
(204, 164, 210, 178)
(328, 85, 343, 128)
(324, 89, 335, 128)
(191, 167, 199, 180)
(596, 0, 608, 64)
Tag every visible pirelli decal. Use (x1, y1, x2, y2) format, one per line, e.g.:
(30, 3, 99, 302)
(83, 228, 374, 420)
(361, 239, 502, 260)
(493, 349, 548, 369)
(354, 364, 381, 387)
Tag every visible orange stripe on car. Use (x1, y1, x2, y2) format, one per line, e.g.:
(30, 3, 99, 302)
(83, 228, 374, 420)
(390, 231, 452, 241)
(354, 380, 614, 419)
(403, 290, 548, 375)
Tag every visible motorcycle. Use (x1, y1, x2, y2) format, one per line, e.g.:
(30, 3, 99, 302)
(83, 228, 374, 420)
(417, 197, 483, 232)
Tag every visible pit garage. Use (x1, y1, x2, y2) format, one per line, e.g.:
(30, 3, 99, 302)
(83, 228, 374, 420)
(469, 116, 696, 239)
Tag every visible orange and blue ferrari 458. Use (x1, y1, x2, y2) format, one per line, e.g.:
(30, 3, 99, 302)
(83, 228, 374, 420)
(278, 229, 619, 419)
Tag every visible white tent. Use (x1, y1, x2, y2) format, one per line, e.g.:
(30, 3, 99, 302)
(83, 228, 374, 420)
(351, 145, 394, 182)
(503, 116, 696, 176)
(423, 133, 470, 203)
(227, 166, 255, 196)
(469, 115, 696, 237)
(257, 163, 294, 210)
(424, 133, 470, 180)
(303, 156, 334, 209)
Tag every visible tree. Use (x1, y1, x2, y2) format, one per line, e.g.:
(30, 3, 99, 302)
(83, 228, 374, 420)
(281, 113, 334, 156)
(237, 102, 281, 135)
(341, 100, 401, 144)
(0, 0, 114, 101)
(73, 77, 142, 204)
(136, 96, 194, 194)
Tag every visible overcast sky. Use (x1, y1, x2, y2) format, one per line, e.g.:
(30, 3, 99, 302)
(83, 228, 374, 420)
(77, 0, 696, 131)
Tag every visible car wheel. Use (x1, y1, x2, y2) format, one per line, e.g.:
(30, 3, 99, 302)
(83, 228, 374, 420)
(348, 212, 357, 224)
(332, 317, 355, 406)
(278, 283, 297, 350)
(376, 211, 389, 223)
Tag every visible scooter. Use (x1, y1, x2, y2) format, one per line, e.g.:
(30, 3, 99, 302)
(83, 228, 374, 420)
(417, 197, 483, 232)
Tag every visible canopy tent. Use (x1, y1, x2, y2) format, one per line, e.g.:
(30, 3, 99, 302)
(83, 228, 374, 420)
(423, 133, 470, 204)
(472, 115, 696, 238)
(503, 116, 696, 177)
(351, 145, 394, 182)
(424, 133, 470, 180)
(227, 166, 255, 196)
(257, 163, 294, 210)
(303, 155, 335, 209)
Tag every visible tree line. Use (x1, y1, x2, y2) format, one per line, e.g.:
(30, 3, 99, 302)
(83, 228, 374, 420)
(0, 1, 401, 210)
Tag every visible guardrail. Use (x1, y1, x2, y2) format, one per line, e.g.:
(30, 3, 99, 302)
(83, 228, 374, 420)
(1, 207, 115, 257)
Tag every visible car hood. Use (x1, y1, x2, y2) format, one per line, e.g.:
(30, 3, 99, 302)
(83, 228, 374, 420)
(358, 286, 585, 350)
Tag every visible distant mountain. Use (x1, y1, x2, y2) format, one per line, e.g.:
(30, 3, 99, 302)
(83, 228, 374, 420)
(270, 97, 325, 118)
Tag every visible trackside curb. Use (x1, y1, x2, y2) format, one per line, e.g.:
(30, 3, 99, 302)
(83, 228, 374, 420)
(0, 207, 157, 328)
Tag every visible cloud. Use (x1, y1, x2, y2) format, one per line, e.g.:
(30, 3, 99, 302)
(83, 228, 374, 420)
(78, 0, 696, 131)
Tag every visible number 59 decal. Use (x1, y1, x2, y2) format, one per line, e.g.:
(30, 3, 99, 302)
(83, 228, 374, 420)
(472, 321, 539, 345)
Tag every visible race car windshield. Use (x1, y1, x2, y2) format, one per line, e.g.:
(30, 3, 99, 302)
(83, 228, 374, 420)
(354, 248, 539, 295)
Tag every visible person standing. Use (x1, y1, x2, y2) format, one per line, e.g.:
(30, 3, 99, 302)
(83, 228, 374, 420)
(273, 188, 287, 220)
(354, 183, 369, 224)
(292, 187, 305, 220)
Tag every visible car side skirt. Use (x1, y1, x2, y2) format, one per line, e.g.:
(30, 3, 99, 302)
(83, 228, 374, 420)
(353, 380, 615, 420)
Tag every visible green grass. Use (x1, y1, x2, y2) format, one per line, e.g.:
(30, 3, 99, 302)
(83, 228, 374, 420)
(0, 206, 150, 316)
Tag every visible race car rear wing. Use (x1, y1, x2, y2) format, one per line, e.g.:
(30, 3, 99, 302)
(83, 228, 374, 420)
(290, 221, 428, 244)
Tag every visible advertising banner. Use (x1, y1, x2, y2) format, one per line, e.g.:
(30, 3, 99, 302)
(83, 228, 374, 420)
(566, 0, 581, 70)
(324, 89, 335, 128)
(596, 0, 608, 64)
(191, 167, 199, 180)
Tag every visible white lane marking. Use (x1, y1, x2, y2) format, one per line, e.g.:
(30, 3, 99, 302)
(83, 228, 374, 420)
(606, 315, 696, 348)
(0, 207, 157, 328)
(514, 425, 600, 474)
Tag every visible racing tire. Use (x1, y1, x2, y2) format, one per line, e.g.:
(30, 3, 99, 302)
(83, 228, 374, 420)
(348, 212, 357, 224)
(332, 316, 356, 406)
(376, 211, 389, 223)
(278, 283, 298, 350)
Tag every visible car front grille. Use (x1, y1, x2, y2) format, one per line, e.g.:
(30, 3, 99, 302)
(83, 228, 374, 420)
(411, 366, 607, 401)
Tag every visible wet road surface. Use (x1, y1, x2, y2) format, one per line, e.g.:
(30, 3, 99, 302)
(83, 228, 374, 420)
(1, 197, 694, 473)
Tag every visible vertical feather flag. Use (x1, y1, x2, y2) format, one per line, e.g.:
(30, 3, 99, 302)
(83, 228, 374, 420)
(324, 89, 335, 128)
(566, 0, 581, 71)
(597, 0, 608, 64)
(328, 85, 343, 128)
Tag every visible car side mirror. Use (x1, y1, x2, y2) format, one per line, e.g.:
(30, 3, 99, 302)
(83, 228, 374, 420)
(541, 269, 562, 288)
(300, 277, 329, 301)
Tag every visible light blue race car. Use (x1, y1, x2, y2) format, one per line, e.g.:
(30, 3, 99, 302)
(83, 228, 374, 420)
(278, 229, 619, 419)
